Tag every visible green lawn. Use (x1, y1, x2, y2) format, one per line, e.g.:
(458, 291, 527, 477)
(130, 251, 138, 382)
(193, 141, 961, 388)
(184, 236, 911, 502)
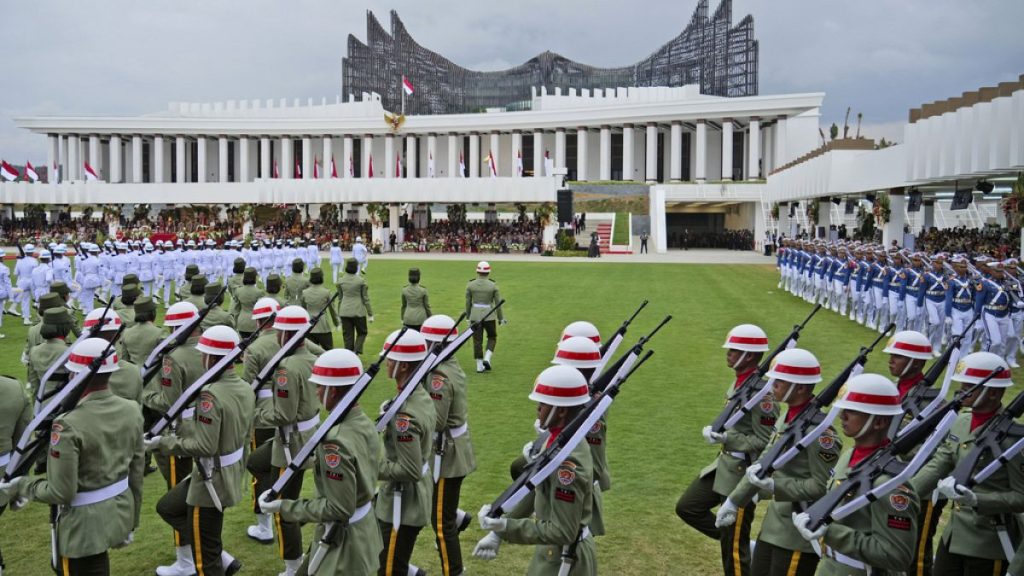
(0, 260, 964, 575)
(612, 212, 629, 246)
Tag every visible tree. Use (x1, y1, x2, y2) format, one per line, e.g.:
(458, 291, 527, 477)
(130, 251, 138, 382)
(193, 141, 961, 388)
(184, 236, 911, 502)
(829, 123, 839, 141)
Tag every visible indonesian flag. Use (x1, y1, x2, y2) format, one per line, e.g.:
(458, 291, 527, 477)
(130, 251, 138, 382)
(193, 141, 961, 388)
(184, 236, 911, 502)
(0, 160, 17, 182)
(516, 150, 524, 177)
(294, 159, 301, 178)
(368, 154, 374, 178)
(395, 153, 402, 178)
(487, 151, 498, 178)
(428, 152, 435, 178)
(24, 161, 39, 183)
(83, 161, 99, 181)
(543, 150, 554, 177)
(458, 151, 465, 178)
(273, 160, 280, 179)
(313, 157, 321, 179)
(331, 156, 339, 178)
(51, 162, 59, 184)
(402, 75, 415, 96)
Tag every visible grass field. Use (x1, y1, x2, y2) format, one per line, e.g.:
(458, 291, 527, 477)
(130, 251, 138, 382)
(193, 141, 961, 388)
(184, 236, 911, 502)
(0, 259, 973, 575)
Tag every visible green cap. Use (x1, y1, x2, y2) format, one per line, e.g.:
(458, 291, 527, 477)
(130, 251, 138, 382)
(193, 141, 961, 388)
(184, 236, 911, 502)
(292, 258, 304, 272)
(190, 274, 208, 295)
(38, 292, 63, 313)
(50, 281, 71, 298)
(185, 264, 200, 280)
(345, 258, 358, 274)
(233, 258, 245, 273)
(42, 307, 72, 327)
(243, 267, 257, 284)
(309, 268, 323, 284)
(122, 273, 139, 286)
(266, 274, 281, 292)
(121, 283, 141, 301)
(134, 296, 156, 315)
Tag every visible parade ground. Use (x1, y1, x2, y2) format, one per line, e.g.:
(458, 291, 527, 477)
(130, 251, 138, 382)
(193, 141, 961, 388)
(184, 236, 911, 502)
(0, 257, 934, 575)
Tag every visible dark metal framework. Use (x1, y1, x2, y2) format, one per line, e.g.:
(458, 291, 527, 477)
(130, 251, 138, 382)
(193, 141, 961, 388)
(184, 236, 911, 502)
(342, 0, 758, 115)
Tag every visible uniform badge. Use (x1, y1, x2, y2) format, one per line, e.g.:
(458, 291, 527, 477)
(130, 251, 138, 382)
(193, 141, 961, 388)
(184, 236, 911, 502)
(199, 392, 215, 413)
(324, 450, 341, 469)
(889, 493, 910, 512)
(557, 461, 576, 486)
(162, 357, 173, 377)
(431, 375, 445, 391)
(50, 422, 63, 446)
(760, 398, 775, 413)
(275, 368, 288, 388)
(955, 360, 967, 377)
(818, 432, 835, 451)
(395, 415, 411, 433)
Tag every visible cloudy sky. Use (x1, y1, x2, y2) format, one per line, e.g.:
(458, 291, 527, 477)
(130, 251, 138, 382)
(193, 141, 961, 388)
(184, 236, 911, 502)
(1, 0, 1021, 162)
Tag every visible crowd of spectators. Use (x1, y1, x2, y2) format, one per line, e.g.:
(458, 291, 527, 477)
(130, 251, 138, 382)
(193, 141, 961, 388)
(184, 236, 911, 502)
(400, 220, 543, 254)
(915, 226, 1021, 258)
(667, 229, 755, 250)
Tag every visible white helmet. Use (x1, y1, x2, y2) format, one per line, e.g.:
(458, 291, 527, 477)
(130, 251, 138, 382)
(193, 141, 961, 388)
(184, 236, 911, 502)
(952, 352, 1013, 388)
(24, 243, 35, 253)
(273, 305, 310, 331)
(251, 297, 281, 320)
(65, 337, 120, 374)
(476, 261, 491, 274)
(420, 314, 458, 343)
(722, 324, 769, 352)
(382, 329, 429, 362)
(196, 325, 240, 356)
(529, 365, 590, 407)
(38, 249, 51, 260)
(83, 308, 122, 332)
(883, 331, 933, 360)
(552, 336, 603, 369)
(164, 302, 200, 327)
(832, 373, 904, 416)
(309, 349, 363, 387)
(560, 321, 601, 344)
(355, 236, 363, 243)
(766, 348, 822, 385)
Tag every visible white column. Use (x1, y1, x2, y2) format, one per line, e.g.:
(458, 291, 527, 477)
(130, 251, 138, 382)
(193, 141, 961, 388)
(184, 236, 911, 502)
(722, 119, 734, 180)
(219, 137, 230, 183)
(175, 136, 186, 183)
(489, 132, 500, 176)
(362, 135, 372, 177)
(406, 135, 417, 178)
(321, 136, 332, 179)
(622, 125, 635, 181)
(774, 117, 788, 169)
(280, 136, 293, 179)
(533, 130, 544, 177)
(131, 135, 143, 183)
(427, 134, 437, 177)
(511, 131, 522, 178)
(645, 123, 658, 182)
(670, 122, 683, 182)
(153, 136, 164, 183)
(69, 135, 81, 180)
(302, 136, 313, 179)
(469, 133, 480, 178)
(650, 187, 667, 253)
(884, 191, 907, 247)
(384, 135, 394, 179)
(58, 135, 68, 182)
(46, 135, 57, 183)
(555, 128, 566, 170)
(107, 135, 121, 183)
(342, 136, 353, 178)
(695, 120, 707, 181)
(599, 126, 611, 181)
(763, 125, 774, 175)
(576, 128, 589, 181)
(448, 134, 459, 177)
(260, 137, 271, 179)
(196, 137, 208, 183)
(748, 118, 761, 179)
(239, 137, 251, 182)
(89, 135, 101, 180)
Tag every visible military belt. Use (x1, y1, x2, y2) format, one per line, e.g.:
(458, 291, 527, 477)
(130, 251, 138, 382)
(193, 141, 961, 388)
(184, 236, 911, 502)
(824, 544, 867, 571)
(448, 423, 468, 439)
(0, 451, 10, 468)
(350, 500, 372, 524)
(257, 388, 273, 399)
(471, 303, 490, 308)
(203, 446, 244, 470)
(70, 477, 129, 507)
(723, 450, 746, 460)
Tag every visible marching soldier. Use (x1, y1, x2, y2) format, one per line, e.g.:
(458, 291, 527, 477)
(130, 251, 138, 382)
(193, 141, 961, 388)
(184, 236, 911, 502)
(27, 307, 73, 411)
(14, 242, 38, 324)
(259, 348, 383, 575)
(474, 365, 596, 575)
(115, 283, 140, 325)
(231, 268, 264, 340)
(84, 308, 143, 405)
(911, 352, 1024, 574)
(376, 329, 434, 576)
(336, 258, 373, 355)
(301, 268, 337, 351)
(5, 338, 144, 576)
(0, 373, 30, 574)
(978, 262, 1015, 367)
(226, 258, 246, 300)
(421, 314, 476, 576)
(401, 268, 431, 332)
(185, 274, 208, 310)
(265, 274, 286, 307)
(149, 325, 252, 576)
(716, 348, 841, 576)
(946, 255, 978, 356)
(121, 296, 167, 366)
(923, 255, 949, 356)
(201, 283, 234, 331)
(177, 264, 200, 304)
(676, 324, 778, 576)
(329, 238, 343, 283)
(466, 261, 505, 373)
(793, 374, 919, 574)
(284, 259, 309, 306)
(23, 292, 65, 365)
(246, 306, 321, 576)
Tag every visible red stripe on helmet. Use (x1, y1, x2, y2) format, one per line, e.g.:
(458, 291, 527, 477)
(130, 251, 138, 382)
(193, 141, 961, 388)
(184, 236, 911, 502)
(198, 336, 236, 350)
(421, 325, 456, 336)
(313, 365, 362, 377)
(891, 341, 932, 354)
(275, 316, 309, 324)
(844, 392, 901, 405)
(384, 343, 428, 354)
(561, 333, 601, 343)
(772, 363, 821, 376)
(165, 311, 197, 321)
(533, 383, 590, 398)
(69, 352, 116, 365)
(728, 336, 768, 345)
(556, 350, 602, 362)
(963, 367, 1011, 379)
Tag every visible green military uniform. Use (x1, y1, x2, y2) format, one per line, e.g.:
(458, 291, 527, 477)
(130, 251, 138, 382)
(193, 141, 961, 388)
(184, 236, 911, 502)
(301, 272, 337, 351)
(227, 259, 246, 300)
(676, 368, 778, 576)
(27, 308, 74, 410)
(729, 407, 842, 575)
(336, 266, 372, 354)
(185, 275, 208, 310)
(115, 284, 140, 325)
(121, 321, 166, 366)
(155, 367, 256, 576)
(231, 270, 264, 338)
(108, 358, 143, 405)
(265, 274, 286, 307)
(248, 341, 320, 562)
(202, 284, 235, 332)
(178, 265, 199, 303)
(22, 293, 65, 367)
(818, 449, 919, 575)
(427, 357, 475, 576)
(584, 414, 610, 537)
(284, 267, 310, 307)
(375, 383, 436, 576)
(282, 408, 383, 576)
(912, 410, 1024, 572)
(401, 277, 431, 330)
(502, 439, 597, 576)
(465, 275, 504, 361)
(0, 375, 31, 497)
(49, 283, 82, 338)
(242, 329, 280, 516)
(20, 388, 145, 571)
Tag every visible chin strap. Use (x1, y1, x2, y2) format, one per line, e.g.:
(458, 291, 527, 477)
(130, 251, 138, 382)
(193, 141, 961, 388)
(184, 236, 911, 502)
(853, 415, 876, 440)
(729, 351, 749, 370)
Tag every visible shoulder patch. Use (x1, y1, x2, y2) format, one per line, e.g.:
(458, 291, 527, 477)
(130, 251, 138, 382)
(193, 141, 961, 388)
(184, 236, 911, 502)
(759, 398, 775, 413)
(557, 461, 577, 486)
(888, 493, 910, 512)
(395, 414, 411, 433)
(275, 367, 288, 388)
(162, 356, 173, 376)
(588, 421, 603, 435)
(323, 447, 341, 469)
(818, 432, 836, 451)
(431, 374, 446, 391)
(50, 422, 64, 446)
(199, 392, 215, 413)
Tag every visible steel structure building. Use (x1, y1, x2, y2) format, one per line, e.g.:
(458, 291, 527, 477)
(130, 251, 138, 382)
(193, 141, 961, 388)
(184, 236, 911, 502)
(342, 0, 758, 115)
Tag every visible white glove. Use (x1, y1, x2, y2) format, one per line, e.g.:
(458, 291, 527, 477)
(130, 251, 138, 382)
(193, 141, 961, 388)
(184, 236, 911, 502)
(258, 489, 283, 514)
(937, 476, 977, 506)
(378, 399, 392, 417)
(500, 319, 509, 325)
(143, 435, 163, 452)
(368, 316, 374, 323)
(533, 418, 544, 434)
(10, 495, 31, 511)
(792, 512, 828, 541)
(477, 504, 507, 532)
(0, 476, 23, 493)
(522, 441, 536, 463)
(745, 464, 774, 493)
(944, 317, 953, 327)
(472, 531, 502, 560)
(702, 425, 726, 445)
(113, 531, 134, 549)
(715, 498, 738, 528)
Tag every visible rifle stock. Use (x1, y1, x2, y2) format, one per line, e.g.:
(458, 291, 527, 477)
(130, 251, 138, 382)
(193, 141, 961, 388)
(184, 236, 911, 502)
(951, 386, 1024, 487)
(142, 283, 230, 384)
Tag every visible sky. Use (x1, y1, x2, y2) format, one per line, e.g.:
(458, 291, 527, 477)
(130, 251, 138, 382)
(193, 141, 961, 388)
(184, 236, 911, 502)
(1, 0, 1022, 162)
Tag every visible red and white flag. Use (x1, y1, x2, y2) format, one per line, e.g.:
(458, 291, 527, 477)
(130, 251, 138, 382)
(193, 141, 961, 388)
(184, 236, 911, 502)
(395, 153, 402, 178)
(402, 75, 415, 96)
(368, 155, 374, 178)
(428, 152, 435, 178)
(458, 151, 465, 178)
(273, 160, 280, 178)
(0, 160, 17, 182)
(313, 157, 320, 179)
(83, 162, 99, 181)
(346, 155, 353, 178)
(516, 150, 524, 177)
(294, 159, 302, 179)
(331, 156, 339, 178)
(24, 161, 39, 183)
(487, 151, 498, 178)
(51, 162, 59, 184)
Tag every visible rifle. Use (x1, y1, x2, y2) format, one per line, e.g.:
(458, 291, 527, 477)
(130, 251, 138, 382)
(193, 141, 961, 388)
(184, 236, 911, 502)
(950, 387, 1024, 488)
(141, 283, 229, 384)
(593, 300, 648, 377)
(251, 290, 341, 393)
(15, 240, 25, 259)
(752, 324, 894, 479)
(34, 297, 116, 414)
(710, 304, 822, 433)
(591, 315, 671, 394)
(803, 376, 990, 531)
(486, 327, 662, 519)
